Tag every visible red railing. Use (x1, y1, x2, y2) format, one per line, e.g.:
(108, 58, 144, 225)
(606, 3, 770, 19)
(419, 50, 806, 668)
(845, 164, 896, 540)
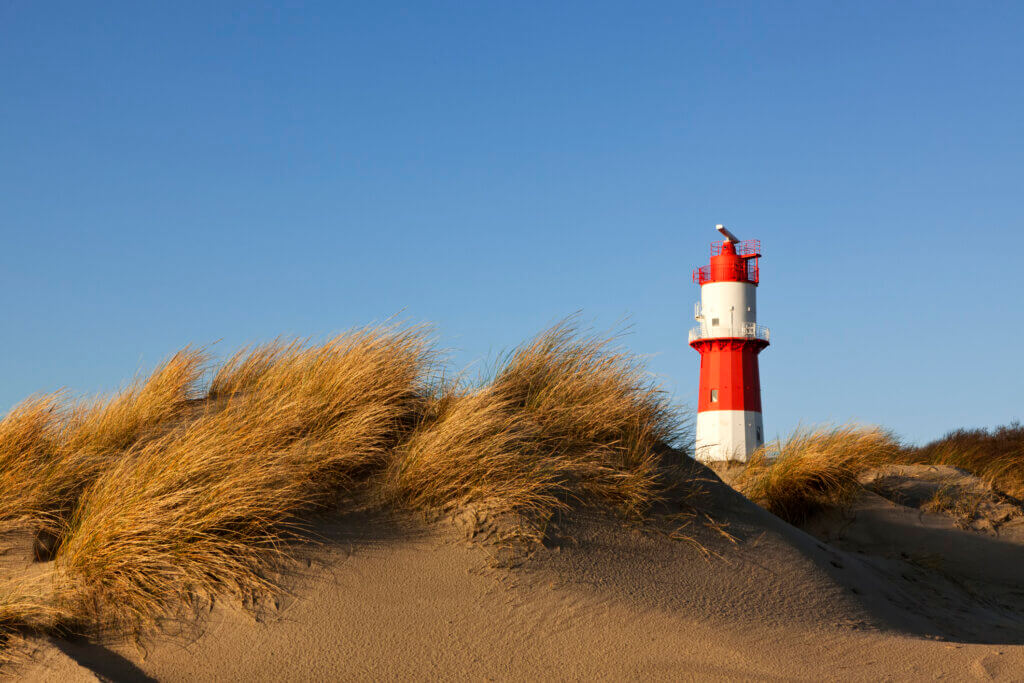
(710, 239, 761, 258)
(692, 258, 760, 285)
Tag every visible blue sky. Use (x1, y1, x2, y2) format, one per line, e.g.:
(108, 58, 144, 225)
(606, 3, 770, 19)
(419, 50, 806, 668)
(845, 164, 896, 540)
(2, 1, 1021, 445)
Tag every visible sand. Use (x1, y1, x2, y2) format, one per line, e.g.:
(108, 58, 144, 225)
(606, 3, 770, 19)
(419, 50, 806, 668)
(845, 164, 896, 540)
(10, 461, 1024, 681)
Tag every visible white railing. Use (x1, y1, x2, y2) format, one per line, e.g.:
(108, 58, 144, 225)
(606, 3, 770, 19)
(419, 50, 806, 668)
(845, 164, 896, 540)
(688, 322, 770, 344)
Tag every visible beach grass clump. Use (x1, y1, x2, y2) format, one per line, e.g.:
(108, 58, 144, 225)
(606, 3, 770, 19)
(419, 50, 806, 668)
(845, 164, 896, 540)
(0, 578, 75, 664)
(59, 348, 207, 462)
(0, 319, 690, 646)
(920, 484, 991, 528)
(736, 424, 901, 523)
(53, 325, 434, 631)
(488, 321, 683, 515)
(0, 395, 63, 524)
(386, 322, 686, 536)
(905, 422, 1024, 498)
(0, 350, 206, 528)
(206, 339, 302, 401)
(385, 386, 562, 524)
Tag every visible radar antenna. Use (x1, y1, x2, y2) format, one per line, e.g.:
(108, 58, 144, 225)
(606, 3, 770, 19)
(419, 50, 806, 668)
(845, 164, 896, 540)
(715, 224, 740, 243)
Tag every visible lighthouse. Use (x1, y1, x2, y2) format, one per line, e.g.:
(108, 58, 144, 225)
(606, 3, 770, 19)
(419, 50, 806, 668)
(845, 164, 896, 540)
(689, 225, 770, 462)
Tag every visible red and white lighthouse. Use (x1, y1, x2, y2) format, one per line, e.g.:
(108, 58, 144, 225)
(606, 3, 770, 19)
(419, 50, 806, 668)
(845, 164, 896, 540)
(689, 225, 770, 462)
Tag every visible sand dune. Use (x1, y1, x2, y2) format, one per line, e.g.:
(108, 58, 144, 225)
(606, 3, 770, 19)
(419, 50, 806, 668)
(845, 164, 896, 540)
(10, 459, 1024, 681)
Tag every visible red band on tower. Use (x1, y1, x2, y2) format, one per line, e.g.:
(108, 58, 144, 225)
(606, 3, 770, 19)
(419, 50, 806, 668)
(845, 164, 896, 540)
(690, 338, 768, 412)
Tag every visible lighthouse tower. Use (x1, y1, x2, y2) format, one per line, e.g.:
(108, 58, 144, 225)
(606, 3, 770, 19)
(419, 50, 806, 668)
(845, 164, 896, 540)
(689, 225, 770, 463)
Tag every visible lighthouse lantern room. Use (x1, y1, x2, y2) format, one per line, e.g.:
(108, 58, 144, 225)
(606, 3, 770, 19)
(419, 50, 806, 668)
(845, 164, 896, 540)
(689, 225, 770, 463)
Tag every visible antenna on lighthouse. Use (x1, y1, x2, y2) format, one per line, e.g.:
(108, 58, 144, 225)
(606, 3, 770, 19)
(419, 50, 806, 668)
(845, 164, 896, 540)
(715, 224, 740, 243)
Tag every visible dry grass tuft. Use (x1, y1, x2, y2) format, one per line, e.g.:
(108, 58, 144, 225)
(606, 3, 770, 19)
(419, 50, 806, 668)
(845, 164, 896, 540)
(53, 325, 433, 631)
(0, 395, 63, 523)
(0, 350, 207, 528)
(736, 421, 1024, 526)
(488, 321, 683, 516)
(61, 348, 207, 460)
(386, 321, 685, 538)
(0, 576, 74, 665)
(921, 484, 989, 528)
(736, 424, 901, 524)
(0, 319, 691, 649)
(0, 578, 68, 633)
(904, 422, 1024, 499)
(47, 350, 207, 514)
(386, 386, 559, 520)
(206, 339, 302, 401)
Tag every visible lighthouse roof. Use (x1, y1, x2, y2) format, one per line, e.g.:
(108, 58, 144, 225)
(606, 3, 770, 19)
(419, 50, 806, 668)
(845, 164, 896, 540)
(693, 238, 762, 286)
(711, 239, 760, 259)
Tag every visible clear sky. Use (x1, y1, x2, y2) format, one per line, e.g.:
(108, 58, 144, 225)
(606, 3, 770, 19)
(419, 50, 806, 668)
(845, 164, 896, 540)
(2, 2, 1021, 445)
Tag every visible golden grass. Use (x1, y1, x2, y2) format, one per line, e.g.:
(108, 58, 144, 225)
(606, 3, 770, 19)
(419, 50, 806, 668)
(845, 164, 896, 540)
(0, 319, 689, 649)
(735, 424, 901, 523)
(384, 386, 563, 546)
(53, 326, 433, 632)
(0, 396, 62, 524)
(0, 350, 206, 527)
(488, 321, 682, 515)
(61, 348, 207, 460)
(206, 339, 301, 400)
(386, 322, 683, 533)
(0, 577, 69, 634)
(903, 423, 1024, 499)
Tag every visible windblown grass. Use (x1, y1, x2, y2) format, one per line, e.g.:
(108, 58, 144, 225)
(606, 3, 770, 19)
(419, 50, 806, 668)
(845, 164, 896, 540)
(736, 424, 901, 523)
(206, 340, 301, 401)
(904, 422, 1024, 498)
(0, 319, 690, 650)
(386, 322, 685, 535)
(54, 326, 433, 632)
(0, 350, 206, 527)
(0, 577, 69, 634)
(0, 395, 62, 524)
(488, 321, 683, 515)
(386, 386, 560, 527)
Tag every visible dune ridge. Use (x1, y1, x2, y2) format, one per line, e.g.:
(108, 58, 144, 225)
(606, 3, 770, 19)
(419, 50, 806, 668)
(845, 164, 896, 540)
(0, 320, 1022, 680)
(0, 319, 697, 659)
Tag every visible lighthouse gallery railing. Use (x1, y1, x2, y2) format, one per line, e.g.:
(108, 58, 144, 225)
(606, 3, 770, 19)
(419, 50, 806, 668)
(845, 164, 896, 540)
(688, 323, 770, 344)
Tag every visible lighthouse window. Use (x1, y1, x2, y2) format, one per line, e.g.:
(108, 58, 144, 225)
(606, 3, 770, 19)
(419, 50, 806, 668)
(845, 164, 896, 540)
(710, 389, 719, 403)
(711, 318, 720, 326)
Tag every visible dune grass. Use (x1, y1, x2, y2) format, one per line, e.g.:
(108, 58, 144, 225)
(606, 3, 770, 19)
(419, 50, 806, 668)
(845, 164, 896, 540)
(488, 322, 682, 515)
(385, 385, 560, 530)
(735, 424, 901, 523)
(920, 484, 992, 528)
(53, 326, 434, 632)
(733, 422, 1024, 525)
(0, 350, 206, 529)
(0, 395, 63, 525)
(386, 322, 683, 537)
(903, 422, 1024, 499)
(0, 319, 689, 646)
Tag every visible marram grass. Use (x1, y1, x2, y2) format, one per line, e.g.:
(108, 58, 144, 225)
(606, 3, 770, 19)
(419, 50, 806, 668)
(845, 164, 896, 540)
(904, 423, 1024, 499)
(0, 319, 688, 652)
(735, 424, 901, 523)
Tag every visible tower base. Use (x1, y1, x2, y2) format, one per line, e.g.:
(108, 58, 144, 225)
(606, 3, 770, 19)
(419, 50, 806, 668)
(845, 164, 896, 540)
(694, 410, 764, 463)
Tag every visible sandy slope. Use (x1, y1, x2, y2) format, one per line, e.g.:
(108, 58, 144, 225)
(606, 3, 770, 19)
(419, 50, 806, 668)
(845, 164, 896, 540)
(12, 462, 1024, 681)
